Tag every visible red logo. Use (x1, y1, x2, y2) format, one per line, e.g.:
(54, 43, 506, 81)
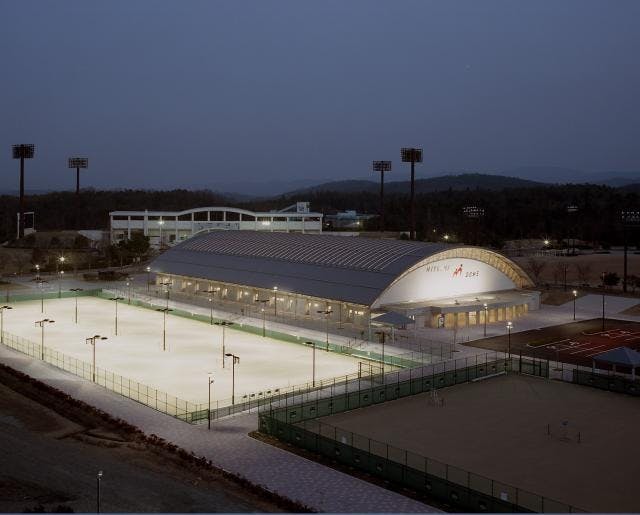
(452, 264, 463, 277)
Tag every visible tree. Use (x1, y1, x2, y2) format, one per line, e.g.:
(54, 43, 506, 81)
(574, 262, 592, 286)
(628, 274, 640, 293)
(602, 272, 620, 289)
(526, 258, 547, 285)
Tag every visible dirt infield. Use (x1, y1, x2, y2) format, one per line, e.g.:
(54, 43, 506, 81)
(316, 374, 640, 512)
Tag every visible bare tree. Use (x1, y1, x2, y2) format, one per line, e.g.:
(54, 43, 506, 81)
(574, 262, 592, 286)
(526, 257, 547, 285)
(553, 260, 569, 289)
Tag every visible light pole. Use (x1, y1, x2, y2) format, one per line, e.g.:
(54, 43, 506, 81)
(401, 147, 423, 240)
(86, 335, 107, 382)
(35, 264, 40, 281)
(12, 143, 35, 239)
(0, 305, 12, 344)
(601, 271, 606, 331)
(506, 321, 513, 360)
(304, 341, 316, 387)
(317, 309, 332, 351)
(372, 160, 392, 232)
(156, 307, 173, 351)
(158, 219, 164, 248)
(208, 374, 215, 430)
(225, 353, 240, 405)
(572, 290, 578, 321)
(35, 319, 55, 360)
(273, 286, 278, 317)
(70, 288, 83, 324)
(256, 299, 268, 336)
(160, 280, 172, 308)
(214, 321, 234, 368)
(374, 330, 386, 371)
(97, 470, 103, 514)
(58, 269, 65, 298)
(37, 280, 48, 313)
(145, 266, 151, 293)
(125, 279, 132, 304)
(68, 157, 88, 195)
(483, 303, 488, 337)
(109, 296, 124, 335)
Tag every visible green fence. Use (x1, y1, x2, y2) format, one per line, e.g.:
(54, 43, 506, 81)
(573, 368, 640, 396)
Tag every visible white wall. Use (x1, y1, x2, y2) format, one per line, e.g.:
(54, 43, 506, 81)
(373, 258, 516, 307)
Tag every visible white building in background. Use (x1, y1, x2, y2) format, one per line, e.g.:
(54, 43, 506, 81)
(109, 202, 322, 248)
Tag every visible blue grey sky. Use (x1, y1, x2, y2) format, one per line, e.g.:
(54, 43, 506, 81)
(1, 0, 639, 192)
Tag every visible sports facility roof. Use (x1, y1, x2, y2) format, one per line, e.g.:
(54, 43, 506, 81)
(151, 231, 532, 306)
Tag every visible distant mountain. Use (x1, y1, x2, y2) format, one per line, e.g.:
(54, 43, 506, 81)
(284, 173, 543, 196)
(497, 166, 640, 187)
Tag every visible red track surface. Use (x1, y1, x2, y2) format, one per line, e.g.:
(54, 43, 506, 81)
(528, 328, 640, 367)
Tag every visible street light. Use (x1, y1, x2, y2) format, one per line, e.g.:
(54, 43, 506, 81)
(317, 308, 332, 351)
(35, 318, 55, 360)
(304, 341, 316, 387)
(109, 296, 124, 335)
(160, 280, 172, 308)
(372, 160, 392, 232)
(214, 321, 234, 368)
(12, 143, 35, 239)
(601, 272, 606, 331)
(86, 335, 107, 382)
(125, 278, 133, 304)
(374, 330, 386, 371)
(255, 299, 269, 336)
(273, 286, 278, 318)
(155, 307, 173, 351)
(0, 305, 12, 344)
(483, 303, 488, 337)
(145, 266, 151, 292)
(225, 353, 240, 405)
(208, 374, 215, 430)
(68, 157, 88, 195)
(158, 219, 165, 248)
(58, 270, 65, 298)
(572, 290, 578, 321)
(96, 470, 103, 514)
(35, 264, 40, 281)
(70, 288, 83, 324)
(37, 279, 48, 313)
(401, 147, 423, 240)
(506, 321, 513, 360)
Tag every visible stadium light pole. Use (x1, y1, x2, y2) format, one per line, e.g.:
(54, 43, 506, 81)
(317, 308, 332, 351)
(35, 318, 55, 360)
(96, 470, 103, 514)
(85, 335, 107, 382)
(483, 303, 488, 337)
(225, 353, 240, 405)
(572, 290, 578, 321)
(68, 157, 88, 195)
(401, 147, 423, 240)
(156, 307, 173, 351)
(304, 341, 316, 387)
(506, 321, 513, 360)
(12, 144, 35, 239)
(0, 305, 12, 344)
(208, 374, 215, 430)
(145, 266, 151, 293)
(214, 321, 234, 368)
(70, 288, 84, 324)
(372, 161, 392, 232)
(109, 296, 124, 335)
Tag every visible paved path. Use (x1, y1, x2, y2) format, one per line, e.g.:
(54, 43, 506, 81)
(0, 345, 438, 513)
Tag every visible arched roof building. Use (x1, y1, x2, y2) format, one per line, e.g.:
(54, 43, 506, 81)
(151, 231, 538, 330)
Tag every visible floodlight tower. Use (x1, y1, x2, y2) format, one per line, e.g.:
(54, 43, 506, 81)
(400, 147, 423, 240)
(12, 144, 35, 239)
(372, 161, 392, 232)
(68, 157, 88, 195)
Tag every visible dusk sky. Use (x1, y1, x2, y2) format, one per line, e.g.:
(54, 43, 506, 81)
(2, 0, 639, 192)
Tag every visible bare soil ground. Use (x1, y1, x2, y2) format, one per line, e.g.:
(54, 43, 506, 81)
(0, 365, 301, 513)
(316, 374, 640, 513)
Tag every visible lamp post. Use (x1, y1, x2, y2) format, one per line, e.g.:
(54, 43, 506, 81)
(401, 147, 423, 240)
(304, 341, 316, 387)
(483, 303, 488, 337)
(572, 290, 578, 321)
(58, 270, 65, 298)
(158, 219, 164, 248)
(70, 288, 84, 324)
(85, 335, 107, 382)
(125, 279, 132, 304)
(506, 321, 513, 360)
(374, 330, 386, 371)
(0, 305, 12, 344)
(160, 280, 172, 308)
(109, 296, 124, 336)
(12, 144, 35, 239)
(35, 319, 55, 360)
(145, 266, 151, 293)
(35, 264, 40, 281)
(317, 308, 332, 351)
(256, 299, 269, 336)
(208, 374, 215, 430)
(225, 353, 240, 404)
(96, 470, 103, 514)
(37, 280, 48, 313)
(372, 160, 392, 232)
(273, 286, 278, 317)
(601, 271, 606, 331)
(155, 307, 173, 351)
(214, 321, 234, 368)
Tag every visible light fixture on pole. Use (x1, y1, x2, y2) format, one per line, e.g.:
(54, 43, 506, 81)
(70, 288, 84, 323)
(85, 335, 107, 382)
(160, 280, 172, 308)
(317, 308, 332, 351)
(155, 307, 173, 351)
(37, 279, 48, 313)
(273, 286, 278, 317)
(96, 470, 103, 514)
(109, 296, 124, 335)
(304, 341, 316, 387)
(214, 321, 234, 368)
(225, 353, 240, 405)
(506, 321, 513, 360)
(572, 290, 578, 321)
(255, 299, 269, 336)
(12, 144, 35, 239)
(483, 303, 488, 337)
(208, 374, 215, 430)
(0, 305, 12, 344)
(372, 161, 392, 232)
(158, 219, 165, 248)
(35, 264, 40, 281)
(35, 318, 55, 360)
(58, 270, 65, 298)
(68, 157, 88, 195)
(400, 147, 423, 240)
(145, 266, 151, 293)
